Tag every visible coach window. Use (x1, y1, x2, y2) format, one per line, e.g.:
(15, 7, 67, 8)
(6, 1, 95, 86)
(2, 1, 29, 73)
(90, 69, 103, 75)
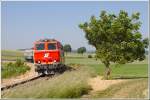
(36, 43, 45, 50)
(48, 43, 56, 50)
(60, 45, 63, 50)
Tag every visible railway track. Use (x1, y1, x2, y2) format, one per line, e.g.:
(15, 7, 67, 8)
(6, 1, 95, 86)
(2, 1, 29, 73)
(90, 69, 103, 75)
(1, 61, 70, 91)
(1, 75, 43, 91)
(1, 73, 58, 91)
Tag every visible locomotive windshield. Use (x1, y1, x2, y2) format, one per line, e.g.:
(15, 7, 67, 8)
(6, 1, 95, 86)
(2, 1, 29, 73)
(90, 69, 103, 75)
(48, 43, 56, 50)
(36, 43, 45, 50)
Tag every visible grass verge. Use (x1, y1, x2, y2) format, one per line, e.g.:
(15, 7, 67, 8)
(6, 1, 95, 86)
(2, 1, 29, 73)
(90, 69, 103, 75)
(2, 59, 30, 78)
(2, 66, 93, 98)
(91, 78, 148, 98)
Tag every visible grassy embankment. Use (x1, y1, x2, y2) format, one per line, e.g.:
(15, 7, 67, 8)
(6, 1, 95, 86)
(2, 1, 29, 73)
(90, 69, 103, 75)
(2, 59, 30, 78)
(1, 50, 30, 78)
(2, 66, 95, 98)
(91, 79, 148, 98)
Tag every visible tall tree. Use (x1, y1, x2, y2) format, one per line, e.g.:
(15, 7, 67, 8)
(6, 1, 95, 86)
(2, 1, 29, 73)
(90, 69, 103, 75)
(79, 10, 149, 79)
(77, 47, 86, 55)
(63, 44, 72, 54)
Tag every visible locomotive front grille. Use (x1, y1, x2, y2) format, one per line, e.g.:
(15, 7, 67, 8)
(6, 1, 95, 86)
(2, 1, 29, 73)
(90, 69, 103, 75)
(35, 63, 61, 70)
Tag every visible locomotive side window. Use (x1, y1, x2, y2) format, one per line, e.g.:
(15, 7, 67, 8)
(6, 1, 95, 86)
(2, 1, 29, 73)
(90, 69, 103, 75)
(48, 43, 56, 50)
(36, 43, 45, 50)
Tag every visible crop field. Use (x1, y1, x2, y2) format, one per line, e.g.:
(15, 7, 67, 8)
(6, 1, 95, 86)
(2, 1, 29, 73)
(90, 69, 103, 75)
(65, 53, 148, 78)
(1, 50, 24, 61)
(1, 50, 149, 98)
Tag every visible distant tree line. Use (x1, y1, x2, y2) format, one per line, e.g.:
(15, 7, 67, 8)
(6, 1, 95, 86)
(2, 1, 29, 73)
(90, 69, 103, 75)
(63, 44, 72, 54)
(63, 44, 87, 54)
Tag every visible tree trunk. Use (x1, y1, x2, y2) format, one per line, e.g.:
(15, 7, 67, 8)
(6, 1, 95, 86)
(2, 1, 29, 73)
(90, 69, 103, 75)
(104, 61, 111, 79)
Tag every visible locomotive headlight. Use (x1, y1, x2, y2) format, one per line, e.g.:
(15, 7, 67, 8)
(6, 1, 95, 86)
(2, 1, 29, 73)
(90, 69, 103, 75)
(38, 60, 41, 64)
(53, 60, 56, 63)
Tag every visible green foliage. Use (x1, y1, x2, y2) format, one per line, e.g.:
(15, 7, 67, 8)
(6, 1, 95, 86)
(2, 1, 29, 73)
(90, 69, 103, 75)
(142, 38, 149, 48)
(15, 59, 24, 66)
(63, 44, 72, 53)
(79, 10, 149, 74)
(77, 47, 86, 54)
(2, 59, 30, 78)
(88, 55, 93, 58)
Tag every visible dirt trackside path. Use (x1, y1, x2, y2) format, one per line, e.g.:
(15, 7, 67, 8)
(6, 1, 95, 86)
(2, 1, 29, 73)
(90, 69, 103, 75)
(82, 76, 128, 98)
(112, 79, 148, 98)
(83, 76, 148, 98)
(89, 76, 127, 92)
(1, 63, 38, 87)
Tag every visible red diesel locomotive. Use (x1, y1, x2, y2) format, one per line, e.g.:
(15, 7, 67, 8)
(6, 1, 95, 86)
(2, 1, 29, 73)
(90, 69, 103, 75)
(33, 39, 65, 74)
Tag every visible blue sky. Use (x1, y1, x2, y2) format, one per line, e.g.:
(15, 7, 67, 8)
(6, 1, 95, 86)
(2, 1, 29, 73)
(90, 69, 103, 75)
(1, 1, 148, 51)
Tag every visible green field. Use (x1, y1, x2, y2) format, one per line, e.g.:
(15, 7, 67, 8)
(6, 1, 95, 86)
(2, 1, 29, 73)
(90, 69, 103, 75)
(65, 53, 148, 78)
(1, 50, 24, 61)
(1, 50, 148, 79)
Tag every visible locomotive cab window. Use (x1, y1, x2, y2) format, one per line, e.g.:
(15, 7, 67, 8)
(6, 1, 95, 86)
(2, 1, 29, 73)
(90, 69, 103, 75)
(48, 43, 56, 50)
(36, 43, 45, 50)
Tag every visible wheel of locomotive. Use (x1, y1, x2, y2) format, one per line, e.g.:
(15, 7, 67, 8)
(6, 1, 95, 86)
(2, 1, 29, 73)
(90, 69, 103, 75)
(46, 66, 54, 75)
(57, 64, 62, 73)
(58, 64, 65, 73)
(37, 70, 45, 76)
(63, 64, 67, 71)
(35, 66, 45, 76)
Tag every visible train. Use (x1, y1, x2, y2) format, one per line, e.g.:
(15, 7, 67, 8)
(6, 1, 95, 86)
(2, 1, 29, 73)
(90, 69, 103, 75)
(24, 39, 66, 75)
(24, 48, 34, 62)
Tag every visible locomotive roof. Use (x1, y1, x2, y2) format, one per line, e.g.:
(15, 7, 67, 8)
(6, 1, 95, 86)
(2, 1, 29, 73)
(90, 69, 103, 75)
(36, 39, 59, 42)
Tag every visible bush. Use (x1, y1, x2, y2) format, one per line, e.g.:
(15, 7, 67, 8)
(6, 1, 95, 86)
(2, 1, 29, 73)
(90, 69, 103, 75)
(2, 59, 30, 78)
(88, 55, 92, 58)
(15, 59, 24, 67)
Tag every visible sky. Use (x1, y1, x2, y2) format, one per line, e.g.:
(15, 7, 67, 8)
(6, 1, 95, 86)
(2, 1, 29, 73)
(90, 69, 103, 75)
(1, 1, 149, 51)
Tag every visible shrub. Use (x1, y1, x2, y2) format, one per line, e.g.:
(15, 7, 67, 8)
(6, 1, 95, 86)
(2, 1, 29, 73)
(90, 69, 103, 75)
(15, 59, 24, 67)
(88, 55, 92, 58)
(2, 59, 30, 78)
